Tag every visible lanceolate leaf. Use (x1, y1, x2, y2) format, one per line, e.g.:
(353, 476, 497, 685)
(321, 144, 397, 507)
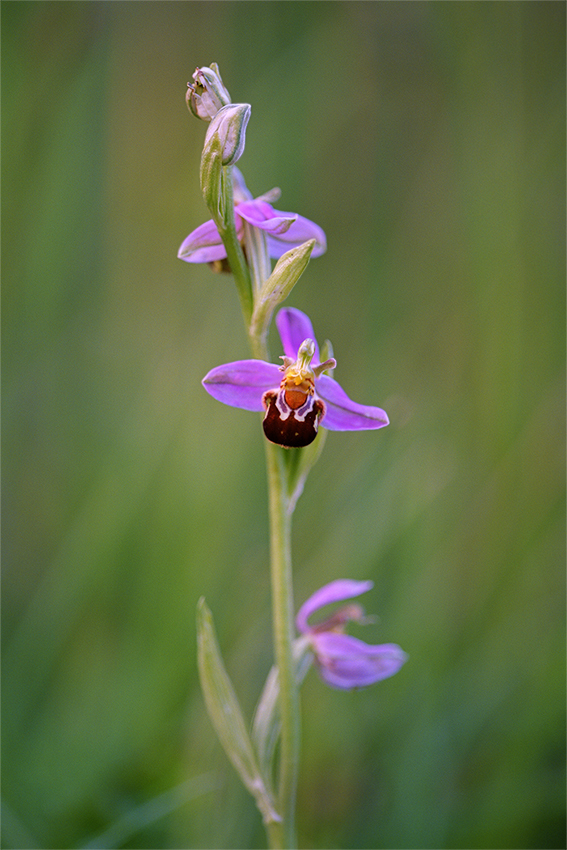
(196, 598, 281, 824)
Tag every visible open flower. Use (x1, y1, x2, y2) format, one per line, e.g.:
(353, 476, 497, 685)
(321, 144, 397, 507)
(296, 579, 408, 690)
(178, 193, 326, 265)
(202, 308, 389, 448)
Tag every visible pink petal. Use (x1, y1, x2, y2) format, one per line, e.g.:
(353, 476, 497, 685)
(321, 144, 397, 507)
(296, 579, 373, 634)
(316, 375, 389, 431)
(178, 218, 227, 263)
(266, 212, 327, 258)
(313, 632, 408, 689)
(276, 308, 319, 362)
(202, 360, 281, 411)
(236, 200, 297, 235)
(178, 216, 246, 264)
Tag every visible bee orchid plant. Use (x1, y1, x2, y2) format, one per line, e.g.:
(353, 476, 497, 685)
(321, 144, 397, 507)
(182, 64, 407, 849)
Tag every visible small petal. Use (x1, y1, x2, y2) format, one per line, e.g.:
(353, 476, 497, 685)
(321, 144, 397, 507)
(254, 186, 282, 205)
(237, 201, 298, 236)
(296, 579, 374, 634)
(316, 375, 389, 431)
(178, 217, 229, 263)
(266, 213, 327, 259)
(276, 308, 319, 362)
(313, 632, 408, 690)
(202, 360, 280, 411)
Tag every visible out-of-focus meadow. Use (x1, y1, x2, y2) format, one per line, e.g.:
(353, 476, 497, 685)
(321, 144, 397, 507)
(2, 3, 565, 849)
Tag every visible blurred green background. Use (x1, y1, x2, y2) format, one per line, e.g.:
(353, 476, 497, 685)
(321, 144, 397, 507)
(2, 2, 565, 849)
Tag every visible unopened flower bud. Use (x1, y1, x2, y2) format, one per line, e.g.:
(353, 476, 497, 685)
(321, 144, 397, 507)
(203, 103, 251, 167)
(186, 63, 231, 121)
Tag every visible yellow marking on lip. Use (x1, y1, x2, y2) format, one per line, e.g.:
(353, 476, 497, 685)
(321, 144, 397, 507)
(282, 373, 314, 394)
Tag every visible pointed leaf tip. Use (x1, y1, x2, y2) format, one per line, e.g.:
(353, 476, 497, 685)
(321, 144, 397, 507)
(196, 598, 281, 824)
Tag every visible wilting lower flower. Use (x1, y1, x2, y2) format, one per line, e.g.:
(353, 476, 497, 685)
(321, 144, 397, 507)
(178, 193, 326, 265)
(296, 579, 408, 690)
(202, 307, 389, 448)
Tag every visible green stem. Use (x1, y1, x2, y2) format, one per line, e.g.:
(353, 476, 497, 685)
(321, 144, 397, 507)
(217, 166, 299, 848)
(216, 167, 254, 326)
(243, 218, 271, 294)
(264, 441, 299, 850)
(265, 818, 286, 850)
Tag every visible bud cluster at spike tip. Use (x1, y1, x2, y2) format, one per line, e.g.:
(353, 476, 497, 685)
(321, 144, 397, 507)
(186, 63, 231, 120)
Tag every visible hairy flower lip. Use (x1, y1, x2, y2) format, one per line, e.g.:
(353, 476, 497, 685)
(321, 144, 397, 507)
(296, 579, 408, 690)
(201, 308, 389, 435)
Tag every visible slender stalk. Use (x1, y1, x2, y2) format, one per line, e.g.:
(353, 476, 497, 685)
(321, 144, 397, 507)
(265, 821, 288, 850)
(266, 819, 286, 850)
(216, 167, 254, 326)
(265, 441, 299, 850)
(216, 167, 300, 848)
(243, 219, 271, 294)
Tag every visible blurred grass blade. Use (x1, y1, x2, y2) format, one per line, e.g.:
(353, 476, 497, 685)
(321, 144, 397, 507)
(0, 799, 41, 850)
(80, 773, 219, 849)
(252, 636, 313, 789)
(196, 598, 281, 824)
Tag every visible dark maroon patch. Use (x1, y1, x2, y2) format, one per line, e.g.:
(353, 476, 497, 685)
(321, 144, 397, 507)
(262, 395, 324, 448)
